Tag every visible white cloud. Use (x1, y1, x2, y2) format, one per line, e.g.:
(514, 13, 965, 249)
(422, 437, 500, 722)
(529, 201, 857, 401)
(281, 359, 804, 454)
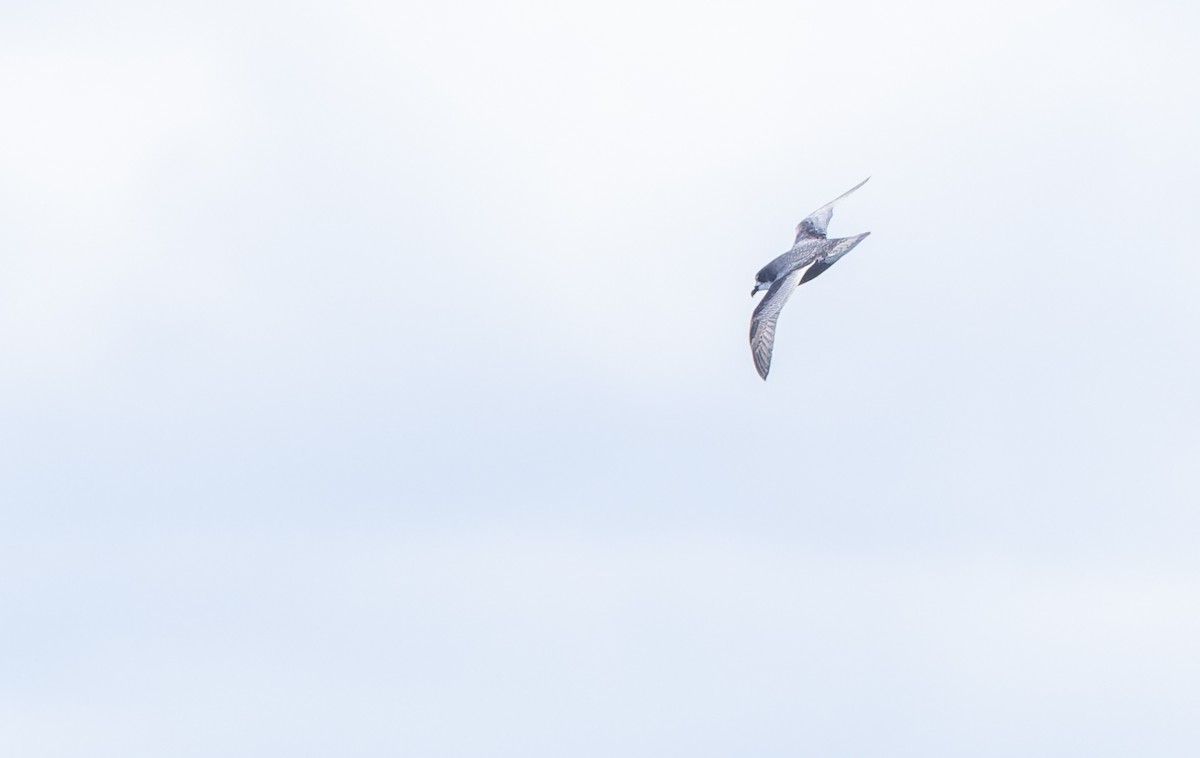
(1, 1, 1198, 755)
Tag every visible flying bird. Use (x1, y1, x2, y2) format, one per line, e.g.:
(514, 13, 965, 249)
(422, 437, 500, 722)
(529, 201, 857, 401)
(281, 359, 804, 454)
(749, 177, 872, 380)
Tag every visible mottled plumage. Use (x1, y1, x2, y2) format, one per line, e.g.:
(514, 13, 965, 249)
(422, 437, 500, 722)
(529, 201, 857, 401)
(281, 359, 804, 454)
(749, 178, 871, 380)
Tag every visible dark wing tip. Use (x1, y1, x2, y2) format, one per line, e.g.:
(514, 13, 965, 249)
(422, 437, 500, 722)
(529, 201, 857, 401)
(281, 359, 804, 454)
(754, 354, 770, 380)
(750, 329, 773, 379)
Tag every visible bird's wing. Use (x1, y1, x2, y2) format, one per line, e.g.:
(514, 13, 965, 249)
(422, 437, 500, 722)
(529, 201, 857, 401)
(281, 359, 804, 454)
(798, 232, 871, 285)
(749, 267, 805, 380)
(793, 176, 870, 244)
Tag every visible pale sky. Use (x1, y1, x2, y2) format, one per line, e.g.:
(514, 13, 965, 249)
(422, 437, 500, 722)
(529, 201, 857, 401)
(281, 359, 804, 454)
(2, 1, 1199, 756)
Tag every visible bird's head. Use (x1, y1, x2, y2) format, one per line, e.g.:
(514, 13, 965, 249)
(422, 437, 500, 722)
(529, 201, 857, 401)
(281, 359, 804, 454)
(751, 274, 771, 297)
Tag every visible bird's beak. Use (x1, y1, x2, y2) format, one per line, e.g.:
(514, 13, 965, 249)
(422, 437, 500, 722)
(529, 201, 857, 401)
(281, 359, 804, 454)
(750, 287, 757, 297)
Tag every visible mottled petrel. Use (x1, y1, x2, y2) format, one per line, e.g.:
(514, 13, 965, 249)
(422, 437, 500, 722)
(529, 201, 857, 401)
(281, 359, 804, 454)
(749, 178, 871, 380)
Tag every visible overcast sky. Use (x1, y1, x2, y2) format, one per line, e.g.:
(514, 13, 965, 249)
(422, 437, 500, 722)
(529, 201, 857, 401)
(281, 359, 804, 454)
(2, 1, 1199, 756)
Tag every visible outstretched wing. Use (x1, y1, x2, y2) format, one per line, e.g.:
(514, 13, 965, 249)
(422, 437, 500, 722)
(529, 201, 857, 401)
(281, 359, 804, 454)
(798, 232, 872, 285)
(749, 268, 805, 380)
(793, 177, 870, 244)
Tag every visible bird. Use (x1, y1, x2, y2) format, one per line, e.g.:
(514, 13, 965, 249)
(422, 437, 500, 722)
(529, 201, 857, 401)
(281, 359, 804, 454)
(749, 177, 871, 380)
